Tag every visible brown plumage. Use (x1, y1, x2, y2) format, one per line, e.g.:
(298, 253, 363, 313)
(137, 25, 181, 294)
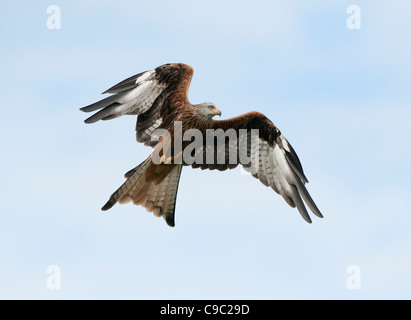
(80, 63, 322, 227)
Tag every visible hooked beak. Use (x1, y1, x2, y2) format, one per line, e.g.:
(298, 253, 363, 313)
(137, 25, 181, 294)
(212, 108, 222, 117)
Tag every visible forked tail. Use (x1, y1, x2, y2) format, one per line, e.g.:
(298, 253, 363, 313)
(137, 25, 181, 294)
(102, 156, 183, 227)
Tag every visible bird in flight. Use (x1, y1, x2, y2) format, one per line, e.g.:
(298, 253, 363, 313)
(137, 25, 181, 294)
(80, 63, 322, 227)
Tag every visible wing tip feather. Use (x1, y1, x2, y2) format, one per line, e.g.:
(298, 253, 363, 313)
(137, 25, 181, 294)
(101, 201, 114, 211)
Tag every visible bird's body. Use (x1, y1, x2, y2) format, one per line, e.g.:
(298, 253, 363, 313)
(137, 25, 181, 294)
(81, 63, 322, 226)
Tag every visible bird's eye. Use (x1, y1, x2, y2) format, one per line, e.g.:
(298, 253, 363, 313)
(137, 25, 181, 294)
(208, 105, 214, 109)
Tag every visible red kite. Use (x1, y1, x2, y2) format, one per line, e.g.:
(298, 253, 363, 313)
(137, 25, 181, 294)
(81, 63, 322, 226)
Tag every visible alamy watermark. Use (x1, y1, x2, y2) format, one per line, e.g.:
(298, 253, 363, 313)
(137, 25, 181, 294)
(46, 5, 61, 30)
(46, 265, 61, 290)
(346, 5, 361, 30)
(346, 264, 361, 290)
(150, 121, 262, 174)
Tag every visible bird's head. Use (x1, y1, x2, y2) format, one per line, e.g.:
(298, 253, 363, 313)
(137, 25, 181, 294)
(196, 102, 222, 119)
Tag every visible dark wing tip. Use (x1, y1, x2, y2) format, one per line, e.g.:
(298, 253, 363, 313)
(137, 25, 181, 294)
(315, 210, 324, 219)
(84, 117, 95, 124)
(300, 210, 313, 224)
(165, 214, 175, 227)
(101, 199, 115, 211)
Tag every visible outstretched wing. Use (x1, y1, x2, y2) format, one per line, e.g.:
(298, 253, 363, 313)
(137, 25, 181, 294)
(80, 63, 194, 146)
(193, 111, 322, 223)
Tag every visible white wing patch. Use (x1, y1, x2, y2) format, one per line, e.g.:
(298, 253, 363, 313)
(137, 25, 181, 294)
(81, 70, 167, 124)
(135, 69, 155, 84)
(121, 80, 165, 115)
(243, 136, 322, 223)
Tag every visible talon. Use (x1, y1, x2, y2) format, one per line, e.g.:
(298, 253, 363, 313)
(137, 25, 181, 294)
(159, 155, 172, 164)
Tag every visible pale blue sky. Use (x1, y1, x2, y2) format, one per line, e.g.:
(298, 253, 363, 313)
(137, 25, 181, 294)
(1, 1, 411, 299)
